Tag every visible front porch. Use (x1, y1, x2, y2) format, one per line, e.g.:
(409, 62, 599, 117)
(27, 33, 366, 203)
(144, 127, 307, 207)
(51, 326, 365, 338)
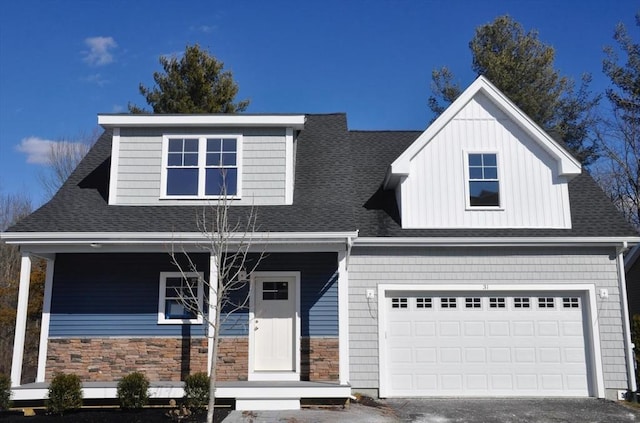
(11, 380, 352, 410)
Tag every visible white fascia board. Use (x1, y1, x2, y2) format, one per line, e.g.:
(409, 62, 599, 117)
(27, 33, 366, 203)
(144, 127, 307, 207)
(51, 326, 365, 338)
(355, 236, 640, 248)
(386, 76, 581, 188)
(98, 114, 306, 130)
(0, 231, 359, 246)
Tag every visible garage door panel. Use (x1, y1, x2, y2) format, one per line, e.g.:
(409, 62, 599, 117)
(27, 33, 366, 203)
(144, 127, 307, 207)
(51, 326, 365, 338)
(383, 292, 590, 397)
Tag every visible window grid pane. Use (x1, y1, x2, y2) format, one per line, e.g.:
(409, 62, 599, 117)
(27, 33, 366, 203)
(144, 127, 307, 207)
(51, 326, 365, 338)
(262, 281, 288, 300)
(489, 297, 505, 308)
(416, 298, 432, 309)
(563, 297, 580, 308)
(163, 276, 199, 320)
(514, 297, 530, 308)
(166, 137, 239, 197)
(468, 153, 499, 207)
(441, 298, 457, 309)
(391, 298, 408, 309)
(465, 297, 481, 308)
(538, 297, 555, 308)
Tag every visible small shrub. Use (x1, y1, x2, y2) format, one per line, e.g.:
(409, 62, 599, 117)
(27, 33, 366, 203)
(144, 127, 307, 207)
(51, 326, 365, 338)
(117, 372, 149, 410)
(184, 372, 209, 410)
(0, 373, 11, 411)
(47, 373, 83, 415)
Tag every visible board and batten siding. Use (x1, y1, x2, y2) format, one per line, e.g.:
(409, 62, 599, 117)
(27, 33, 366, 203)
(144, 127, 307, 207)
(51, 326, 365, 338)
(348, 246, 626, 392)
(115, 127, 287, 205)
(48, 252, 338, 338)
(399, 93, 572, 228)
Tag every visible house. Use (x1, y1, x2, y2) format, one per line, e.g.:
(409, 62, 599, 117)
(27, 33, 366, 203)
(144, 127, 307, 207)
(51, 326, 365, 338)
(3, 76, 639, 409)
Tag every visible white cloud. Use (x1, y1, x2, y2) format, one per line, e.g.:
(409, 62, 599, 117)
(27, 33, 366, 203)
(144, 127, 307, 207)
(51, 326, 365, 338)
(16, 137, 56, 164)
(82, 73, 109, 86)
(15, 137, 88, 165)
(190, 24, 216, 33)
(83, 36, 117, 66)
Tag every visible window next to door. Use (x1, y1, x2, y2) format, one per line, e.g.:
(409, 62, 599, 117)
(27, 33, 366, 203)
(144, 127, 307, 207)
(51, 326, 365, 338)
(158, 271, 204, 324)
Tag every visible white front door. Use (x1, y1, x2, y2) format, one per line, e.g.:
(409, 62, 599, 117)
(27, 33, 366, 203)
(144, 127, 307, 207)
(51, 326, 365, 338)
(249, 272, 300, 381)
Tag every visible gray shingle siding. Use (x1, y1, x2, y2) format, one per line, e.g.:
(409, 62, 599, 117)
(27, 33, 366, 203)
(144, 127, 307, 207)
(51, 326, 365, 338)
(348, 246, 627, 391)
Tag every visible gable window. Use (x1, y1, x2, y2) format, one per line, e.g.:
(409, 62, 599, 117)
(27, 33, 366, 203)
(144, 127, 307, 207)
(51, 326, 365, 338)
(158, 272, 204, 324)
(163, 135, 242, 198)
(468, 153, 500, 207)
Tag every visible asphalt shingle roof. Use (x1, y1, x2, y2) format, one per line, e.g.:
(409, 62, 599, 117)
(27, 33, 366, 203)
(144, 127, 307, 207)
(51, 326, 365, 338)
(7, 114, 637, 238)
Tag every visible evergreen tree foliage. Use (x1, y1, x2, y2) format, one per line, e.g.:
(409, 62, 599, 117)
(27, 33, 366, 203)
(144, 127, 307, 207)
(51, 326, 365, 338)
(129, 44, 249, 114)
(428, 15, 599, 165)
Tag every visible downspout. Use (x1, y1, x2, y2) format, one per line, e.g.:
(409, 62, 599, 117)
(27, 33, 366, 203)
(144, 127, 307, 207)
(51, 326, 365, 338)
(337, 233, 356, 386)
(618, 241, 638, 392)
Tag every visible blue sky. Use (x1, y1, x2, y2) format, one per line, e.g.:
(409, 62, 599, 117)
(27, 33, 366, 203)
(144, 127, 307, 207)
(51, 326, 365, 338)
(0, 0, 637, 207)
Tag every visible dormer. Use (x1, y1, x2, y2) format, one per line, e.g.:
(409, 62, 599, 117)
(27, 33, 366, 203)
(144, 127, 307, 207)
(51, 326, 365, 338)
(98, 114, 306, 206)
(383, 76, 581, 229)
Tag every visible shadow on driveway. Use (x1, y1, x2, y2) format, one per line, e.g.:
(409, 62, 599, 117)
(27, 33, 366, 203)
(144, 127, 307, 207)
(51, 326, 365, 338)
(385, 398, 640, 423)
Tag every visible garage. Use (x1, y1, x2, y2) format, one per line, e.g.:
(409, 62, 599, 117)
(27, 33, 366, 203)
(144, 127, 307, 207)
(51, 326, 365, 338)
(380, 290, 593, 397)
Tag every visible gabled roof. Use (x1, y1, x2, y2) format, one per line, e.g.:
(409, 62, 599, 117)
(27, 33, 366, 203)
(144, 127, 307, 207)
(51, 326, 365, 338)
(3, 112, 637, 241)
(384, 76, 582, 189)
(351, 129, 637, 239)
(6, 114, 355, 234)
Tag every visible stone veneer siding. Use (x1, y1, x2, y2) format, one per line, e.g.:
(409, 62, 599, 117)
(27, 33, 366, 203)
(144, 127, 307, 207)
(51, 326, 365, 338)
(46, 337, 339, 382)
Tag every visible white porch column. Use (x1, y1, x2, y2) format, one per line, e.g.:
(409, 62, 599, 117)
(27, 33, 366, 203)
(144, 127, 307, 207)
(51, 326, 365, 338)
(36, 256, 55, 382)
(207, 254, 218, 375)
(11, 252, 32, 387)
(337, 249, 350, 385)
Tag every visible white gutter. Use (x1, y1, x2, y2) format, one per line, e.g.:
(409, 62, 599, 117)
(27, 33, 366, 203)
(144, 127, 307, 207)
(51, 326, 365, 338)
(0, 231, 359, 246)
(355, 236, 640, 247)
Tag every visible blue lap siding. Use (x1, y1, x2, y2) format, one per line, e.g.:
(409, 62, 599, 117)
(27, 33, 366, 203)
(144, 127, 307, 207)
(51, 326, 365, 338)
(49, 252, 338, 338)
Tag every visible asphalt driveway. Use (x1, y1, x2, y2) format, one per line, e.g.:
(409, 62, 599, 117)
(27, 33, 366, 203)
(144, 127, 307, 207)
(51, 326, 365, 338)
(385, 398, 640, 423)
(223, 398, 640, 422)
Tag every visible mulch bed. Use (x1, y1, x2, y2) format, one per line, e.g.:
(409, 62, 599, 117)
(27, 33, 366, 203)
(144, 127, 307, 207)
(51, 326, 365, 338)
(0, 407, 230, 422)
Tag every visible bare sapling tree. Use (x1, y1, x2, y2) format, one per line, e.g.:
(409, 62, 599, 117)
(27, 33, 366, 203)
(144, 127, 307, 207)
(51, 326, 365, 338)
(0, 191, 33, 375)
(168, 182, 265, 423)
(38, 128, 100, 199)
(594, 13, 640, 229)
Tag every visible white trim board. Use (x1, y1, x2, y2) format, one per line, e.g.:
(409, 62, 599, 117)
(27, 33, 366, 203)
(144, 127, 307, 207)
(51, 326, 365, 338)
(98, 114, 306, 129)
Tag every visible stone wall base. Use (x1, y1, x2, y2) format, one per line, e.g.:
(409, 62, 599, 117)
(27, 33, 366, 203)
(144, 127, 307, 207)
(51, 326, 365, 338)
(46, 336, 339, 382)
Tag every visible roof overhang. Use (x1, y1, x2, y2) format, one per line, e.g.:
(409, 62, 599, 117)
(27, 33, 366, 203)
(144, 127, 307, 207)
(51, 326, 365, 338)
(98, 114, 306, 130)
(0, 231, 358, 254)
(384, 76, 582, 189)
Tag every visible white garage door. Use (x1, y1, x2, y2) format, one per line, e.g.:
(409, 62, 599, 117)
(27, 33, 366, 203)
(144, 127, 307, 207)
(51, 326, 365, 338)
(383, 292, 590, 397)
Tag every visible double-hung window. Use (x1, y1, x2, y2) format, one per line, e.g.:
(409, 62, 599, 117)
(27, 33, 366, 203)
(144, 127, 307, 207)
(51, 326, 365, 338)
(163, 135, 241, 198)
(467, 152, 500, 207)
(158, 272, 204, 324)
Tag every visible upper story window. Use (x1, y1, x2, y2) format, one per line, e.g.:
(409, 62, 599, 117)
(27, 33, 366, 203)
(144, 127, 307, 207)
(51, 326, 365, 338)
(163, 135, 242, 198)
(468, 153, 500, 207)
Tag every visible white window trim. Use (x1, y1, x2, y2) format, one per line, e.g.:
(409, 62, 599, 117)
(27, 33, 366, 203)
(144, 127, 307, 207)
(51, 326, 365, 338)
(463, 150, 504, 210)
(158, 271, 204, 324)
(160, 134, 243, 200)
